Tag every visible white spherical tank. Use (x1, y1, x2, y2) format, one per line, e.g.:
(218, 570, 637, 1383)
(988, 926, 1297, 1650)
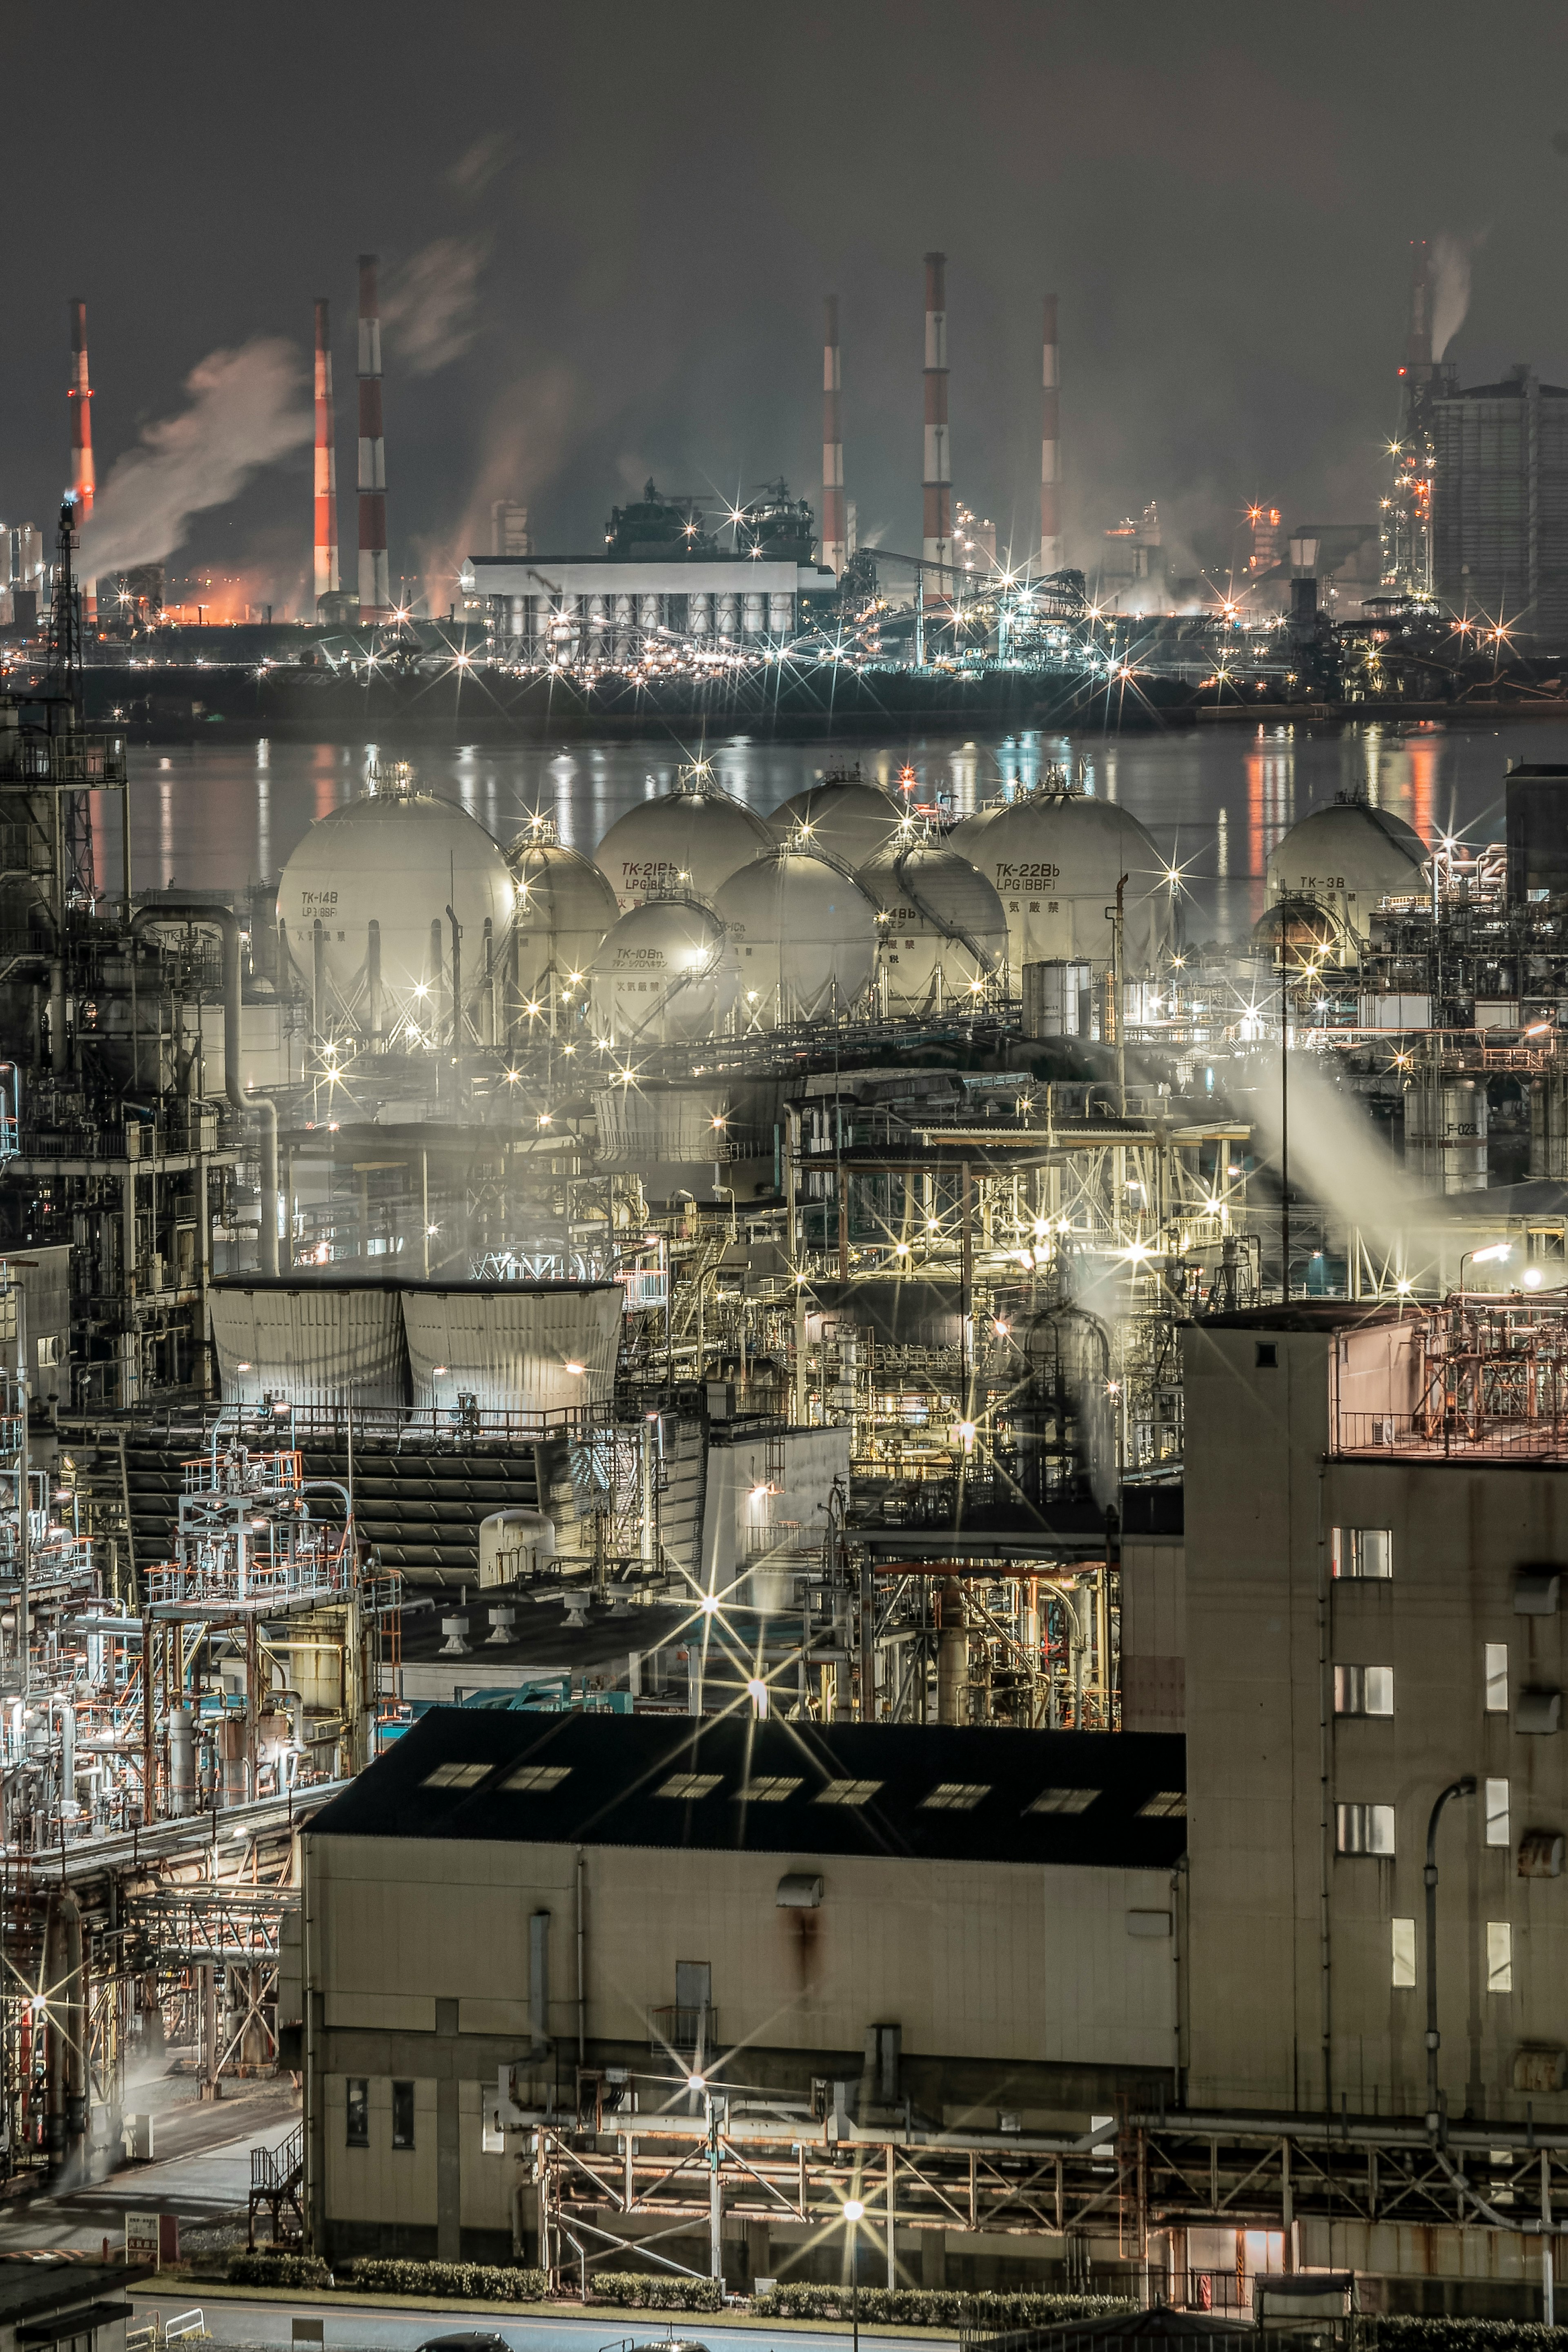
(594, 770, 774, 911)
(507, 815, 620, 1004)
(768, 768, 908, 867)
(948, 783, 1175, 978)
(715, 849, 880, 1027)
(1266, 795, 1426, 944)
(277, 780, 514, 1033)
(858, 834, 1009, 1013)
(588, 897, 740, 1045)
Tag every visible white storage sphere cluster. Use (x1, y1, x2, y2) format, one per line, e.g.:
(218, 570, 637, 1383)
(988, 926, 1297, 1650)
(949, 782, 1176, 979)
(587, 897, 740, 1045)
(714, 849, 882, 1027)
(594, 770, 774, 911)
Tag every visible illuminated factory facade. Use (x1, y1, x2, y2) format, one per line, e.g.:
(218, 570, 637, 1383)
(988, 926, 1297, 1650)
(461, 553, 839, 658)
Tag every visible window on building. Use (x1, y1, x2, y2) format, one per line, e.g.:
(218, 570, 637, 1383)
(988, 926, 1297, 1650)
(921, 1782, 991, 1811)
(735, 1775, 802, 1802)
(391, 2081, 415, 2149)
(1335, 1802, 1395, 1855)
(1391, 1918, 1416, 1988)
(1027, 1787, 1100, 1815)
(346, 2078, 368, 2146)
(655, 1772, 723, 1800)
(1139, 1791, 1187, 1817)
(423, 1761, 489, 1790)
(501, 1764, 571, 1794)
(1485, 1643, 1510, 1713)
(1334, 1665, 1394, 1717)
(1332, 1529, 1392, 1579)
(815, 1778, 883, 1806)
(1255, 1343, 1278, 1369)
(1486, 1777, 1511, 1848)
(1487, 1921, 1513, 1993)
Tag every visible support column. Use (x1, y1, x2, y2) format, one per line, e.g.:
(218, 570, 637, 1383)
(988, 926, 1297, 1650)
(437, 2075, 461, 2259)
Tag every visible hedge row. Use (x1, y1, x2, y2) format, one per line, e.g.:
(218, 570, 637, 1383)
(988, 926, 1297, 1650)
(753, 2286, 1134, 2325)
(588, 2274, 724, 2311)
(226, 2254, 333, 2289)
(338, 2260, 548, 2300)
(1366, 2326, 1568, 2350)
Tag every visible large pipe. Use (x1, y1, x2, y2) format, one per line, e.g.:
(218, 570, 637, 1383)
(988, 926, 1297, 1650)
(356, 255, 390, 621)
(936, 1575, 967, 1724)
(313, 298, 340, 608)
(68, 300, 95, 624)
(131, 905, 278, 1277)
(822, 295, 846, 579)
(1040, 293, 1062, 575)
(922, 252, 952, 575)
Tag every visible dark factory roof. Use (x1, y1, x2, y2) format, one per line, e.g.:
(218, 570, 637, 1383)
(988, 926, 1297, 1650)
(308, 1711, 1186, 1869)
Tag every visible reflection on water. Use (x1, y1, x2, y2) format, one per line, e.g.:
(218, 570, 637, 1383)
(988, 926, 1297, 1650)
(85, 717, 1568, 942)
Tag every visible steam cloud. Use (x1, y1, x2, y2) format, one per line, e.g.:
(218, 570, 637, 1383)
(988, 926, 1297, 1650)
(1245, 1049, 1429, 1260)
(80, 338, 310, 578)
(1431, 230, 1485, 362)
(382, 238, 486, 376)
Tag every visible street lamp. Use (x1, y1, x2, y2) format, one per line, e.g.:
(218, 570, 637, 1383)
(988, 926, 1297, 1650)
(843, 2200, 865, 2352)
(1424, 1775, 1477, 2138)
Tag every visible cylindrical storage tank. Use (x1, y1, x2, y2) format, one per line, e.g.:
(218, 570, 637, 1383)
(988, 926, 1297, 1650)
(1022, 960, 1095, 1039)
(857, 835, 1008, 1014)
(594, 770, 774, 911)
(587, 896, 740, 1045)
(768, 768, 907, 868)
(276, 779, 514, 1035)
(1266, 796, 1426, 946)
(714, 848, 880, 1027)
(1405, 1077, 1488, 1194)
(506, 816, 620, 1004)
(949, 782, 1175, 980)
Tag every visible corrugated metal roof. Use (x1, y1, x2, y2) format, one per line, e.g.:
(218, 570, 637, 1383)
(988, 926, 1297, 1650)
(307, 1710, 1186, 1868)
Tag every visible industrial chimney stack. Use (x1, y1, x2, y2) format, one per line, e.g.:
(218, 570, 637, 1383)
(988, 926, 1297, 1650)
(922, 252, 952, 577)
(68, 298, 96, 624)
(822, 296, 846, 579)
(1039, 294, 1062, 575)
(314, 298, 340, 609)
(357, 255, 390, 622)
(1406, 239, 1432, 372)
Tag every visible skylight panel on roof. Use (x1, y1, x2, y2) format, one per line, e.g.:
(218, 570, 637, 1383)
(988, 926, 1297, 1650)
(501, 1764, 572, 1794)
(921, 1782, 991, 1811)
(1139, 1790, 1187, 1817)
(655, 1771, 724, 1800)
(815, 1777, 883, 1806)
(423, 1762, 490, 1791)
(737, 1775, 803, 1801)
(1026, 1786, 1099, 1815)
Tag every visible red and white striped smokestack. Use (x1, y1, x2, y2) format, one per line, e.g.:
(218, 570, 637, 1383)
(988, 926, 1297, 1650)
(69, 298, 96, 623)
(822, 295, 846, 579)
(314, 298, 340, 607)
(357, 254, 390, 622)
(1039, 294, 1062, 576)
(922, 252, 952, 577)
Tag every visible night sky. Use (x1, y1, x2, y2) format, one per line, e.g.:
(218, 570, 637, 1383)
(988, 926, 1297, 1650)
(6, 1, 1568, 617)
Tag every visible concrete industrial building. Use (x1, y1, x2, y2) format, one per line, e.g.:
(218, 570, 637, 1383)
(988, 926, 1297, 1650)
(1432, 368, 1568, 644)
(463, 554, 838, 659)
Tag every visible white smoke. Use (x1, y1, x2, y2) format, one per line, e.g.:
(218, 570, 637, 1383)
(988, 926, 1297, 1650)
(382, 238, 486, 376)
(80, 338, 310, 578)
(1243, 1049, 1429, 1255)
(448, 134, 512, 198)
(1431, 230, 1486, 362)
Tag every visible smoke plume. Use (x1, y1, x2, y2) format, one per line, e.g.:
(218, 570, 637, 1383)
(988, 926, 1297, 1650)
(80, 338, 310, 579)
(382, 238, 486, 375)
(1431, 230, 1485, 362)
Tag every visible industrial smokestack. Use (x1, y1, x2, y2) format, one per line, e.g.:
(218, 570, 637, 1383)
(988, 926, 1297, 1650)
(68, 299, 96, 624)
(1406, 239, 1432, 372)
(822, 295, 846, 579)
(1039, 293, 1061, 575)
(356, 254, 390, 622)
(313, 298, 340, 608)
(922, 252, 951, 577)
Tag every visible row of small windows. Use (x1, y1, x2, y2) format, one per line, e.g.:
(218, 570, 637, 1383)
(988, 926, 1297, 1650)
(346, 2077, 414, 2149)
(1339, 1777, 1527, 1857)
(1330, 1643, 1562, 1728)
(1331, 1532, 1564, 1624)
(420, 1759, 1184, 1818)
(1389, 1919, 1515, 1993)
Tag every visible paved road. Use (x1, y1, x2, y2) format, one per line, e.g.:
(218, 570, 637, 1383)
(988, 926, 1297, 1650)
(130, 2295, 939, 2352)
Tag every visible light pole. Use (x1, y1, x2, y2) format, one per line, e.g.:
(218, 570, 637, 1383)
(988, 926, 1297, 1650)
(843, 2197, 864, 2352)
(1424, 1775, 1477, 2140)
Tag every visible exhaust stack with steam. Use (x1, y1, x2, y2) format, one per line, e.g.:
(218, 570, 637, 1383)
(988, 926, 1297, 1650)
(314, 298, 340, 608)
(1040, 294, 1061, 575)
(69, 298, 96, 623)
(922, 251, 952, 575)
(822, 295, 846, 579)
(357, 254, 390, 621)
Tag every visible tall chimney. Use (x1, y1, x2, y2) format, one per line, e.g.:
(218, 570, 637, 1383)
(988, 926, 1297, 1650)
(1406, 239, 1432, 371)
(822, 296, 846, 579)
(314, 298, 340, 608)
(357, 254, 390, 622)
(68, 298, 96, 624)
(922, 252, 951, 577)
(1039, 294, 1062, 575)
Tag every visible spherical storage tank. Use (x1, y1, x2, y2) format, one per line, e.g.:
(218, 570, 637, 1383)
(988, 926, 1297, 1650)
(1266, 794, 1426, 947)
(714, 848, 880, 1027)
(768, 767, 908, 869)
(587, 897, 740, 1046)
(593, 769, 774, 912)
(507, 814, 619, 1002)
(948, 781, 1175, 978)
(857, 834, 1009, 1013)
(277, 779, 514, 1027)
